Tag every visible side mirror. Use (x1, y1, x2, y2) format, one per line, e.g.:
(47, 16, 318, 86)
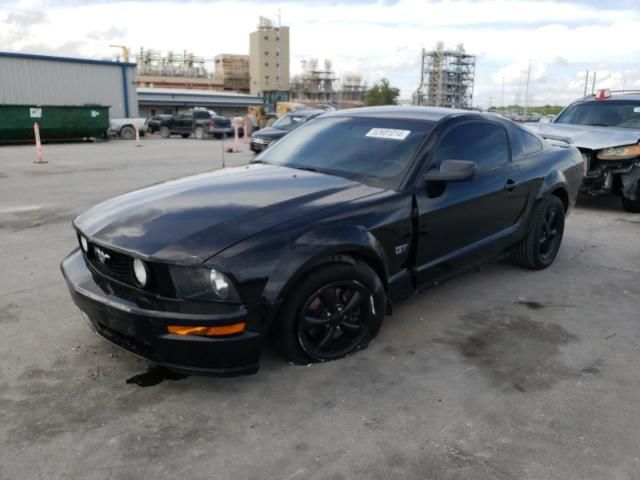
(424, 160, 477, 182)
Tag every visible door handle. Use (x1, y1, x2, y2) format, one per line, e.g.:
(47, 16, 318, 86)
(503, 179, 520, 191)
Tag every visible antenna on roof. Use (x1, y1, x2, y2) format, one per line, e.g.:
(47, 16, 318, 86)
(221, 135, 226, 169)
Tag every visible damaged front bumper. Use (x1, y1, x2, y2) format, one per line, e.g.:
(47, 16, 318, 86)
(581, 155, 640, 200)
(61, 249, 266, 376)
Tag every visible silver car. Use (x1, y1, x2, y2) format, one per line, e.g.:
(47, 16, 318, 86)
(527, 89, 640, 212)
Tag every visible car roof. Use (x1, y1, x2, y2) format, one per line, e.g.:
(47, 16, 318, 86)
(320, 105, 485, 122)
(287, 109, 326, 117)
(575, 92, 640, 103)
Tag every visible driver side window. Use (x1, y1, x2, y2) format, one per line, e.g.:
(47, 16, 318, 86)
(433, 122, 510, 171)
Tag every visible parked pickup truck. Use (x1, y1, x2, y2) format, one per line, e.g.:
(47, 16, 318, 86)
(109, 118, 146, 140)
(159, 110, 233, 139)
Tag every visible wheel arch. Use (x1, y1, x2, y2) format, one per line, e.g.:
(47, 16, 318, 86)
(264, 224, 390, 307)
(536, 169, 570, 212)
(119, 123, 135, 133)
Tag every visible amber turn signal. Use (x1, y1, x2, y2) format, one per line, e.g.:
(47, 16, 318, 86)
(168, 323, 245, 337)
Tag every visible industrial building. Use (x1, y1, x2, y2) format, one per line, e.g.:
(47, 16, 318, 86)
(0, 51, 139, 118)
(136, 48, 221, 90)
(414, 42, 476, 109)
(290, 59, 367, 106)
(249, 17, 290, 98)
(213, 54, 250, 93)
(290, 58, 337, 102)
(137, 87, 263, 118)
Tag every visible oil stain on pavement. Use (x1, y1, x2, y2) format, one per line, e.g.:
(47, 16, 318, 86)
(126, 366, 189, 387)
(437, 310, 579, 393)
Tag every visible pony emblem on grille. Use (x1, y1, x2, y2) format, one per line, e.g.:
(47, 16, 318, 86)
(94, 247, 111, 264)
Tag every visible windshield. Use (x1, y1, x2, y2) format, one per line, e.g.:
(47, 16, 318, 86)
(555, 100, 640, 129)
(273, 113, 312, 130)
(256, 116, 433, 189)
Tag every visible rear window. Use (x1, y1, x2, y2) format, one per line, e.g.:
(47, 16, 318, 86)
(258, 116, 433, 189)
(555, 100, 640, 129)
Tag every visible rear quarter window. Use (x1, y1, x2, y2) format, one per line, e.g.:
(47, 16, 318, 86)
(519, 129, 543, 157)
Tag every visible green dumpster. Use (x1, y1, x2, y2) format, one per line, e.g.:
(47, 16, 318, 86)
(0, 104, 110, 143)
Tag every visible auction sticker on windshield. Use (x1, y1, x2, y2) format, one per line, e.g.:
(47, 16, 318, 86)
(366, 128, 411, 141)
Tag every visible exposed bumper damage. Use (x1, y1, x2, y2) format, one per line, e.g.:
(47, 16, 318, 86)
(581, 151, 640, 200)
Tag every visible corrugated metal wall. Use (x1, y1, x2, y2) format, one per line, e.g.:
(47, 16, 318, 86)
(0, 55, 138, 118)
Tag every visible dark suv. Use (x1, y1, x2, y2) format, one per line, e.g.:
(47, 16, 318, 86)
(159, 110, 233, 139)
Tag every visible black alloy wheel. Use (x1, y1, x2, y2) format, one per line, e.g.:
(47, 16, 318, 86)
(512, 195, 565, 270)
(538, 206, 562, 263)
(298, 281, 371, 361)
(274, 260, 386, 365)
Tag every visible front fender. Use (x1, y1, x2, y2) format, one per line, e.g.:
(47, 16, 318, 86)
(536, 169, 568, 202)
(262, 223, 390, 303)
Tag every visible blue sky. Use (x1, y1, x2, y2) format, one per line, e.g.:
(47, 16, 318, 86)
(1, 0, 639, 107)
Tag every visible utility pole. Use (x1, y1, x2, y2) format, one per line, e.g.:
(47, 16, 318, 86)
(501, 74, 505, 112)
(583, 70, 589, 97)
(523, 59, 532, 116)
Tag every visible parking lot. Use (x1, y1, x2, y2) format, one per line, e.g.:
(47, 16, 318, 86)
(1, 137, 639, 480)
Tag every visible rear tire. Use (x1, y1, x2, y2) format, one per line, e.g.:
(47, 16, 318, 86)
(120, 125, 135, 140)
(512, 195, 565, 270)
(273, 260, 386, 365)
(621, 181, 640, 213)
(160, 126, 170, 138)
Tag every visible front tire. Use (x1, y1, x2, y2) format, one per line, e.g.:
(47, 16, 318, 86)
(274, 260, 386, 365)
(512, 195, 565, 270)
(621, 180, 640, 213)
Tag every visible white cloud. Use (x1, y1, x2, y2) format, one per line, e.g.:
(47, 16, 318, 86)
(1, 0, 639, 106)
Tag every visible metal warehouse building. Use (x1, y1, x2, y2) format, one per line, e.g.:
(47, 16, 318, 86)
(137, 88, 263, 118)
(0, 51, 138, 118)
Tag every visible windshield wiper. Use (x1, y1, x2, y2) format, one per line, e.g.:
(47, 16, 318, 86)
(584, 123, 610, 127)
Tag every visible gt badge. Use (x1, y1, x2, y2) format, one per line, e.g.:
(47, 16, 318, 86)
(395, 244, 408, 255)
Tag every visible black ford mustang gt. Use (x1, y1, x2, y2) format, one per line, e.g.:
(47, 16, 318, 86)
(61, 107, 584, 376)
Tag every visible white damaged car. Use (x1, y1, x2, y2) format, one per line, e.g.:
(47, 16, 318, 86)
(527, 89, 640, 212)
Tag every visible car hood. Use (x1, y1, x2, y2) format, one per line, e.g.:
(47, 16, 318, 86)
(525, 122, 640, 150)
(74, 164, 383, 264)
(252, 127, 288, 140)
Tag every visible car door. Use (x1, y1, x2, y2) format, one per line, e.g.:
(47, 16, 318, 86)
(413, 120, 530, 285)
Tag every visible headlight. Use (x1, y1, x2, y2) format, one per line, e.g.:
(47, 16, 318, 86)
(597, 144, 640, 160)
(169, 266, 240, 302)
(80, 236, 89, 253)
(133, 258, 148, 287)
